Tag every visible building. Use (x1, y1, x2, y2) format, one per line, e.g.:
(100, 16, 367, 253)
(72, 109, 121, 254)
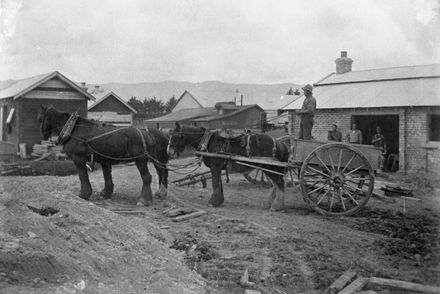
(0, 71, 95, 156)
(88, 91, 137, 126)
(171, 88, 300, 126)
(281, 51, 440, 174)
(145, 102, 265, 130)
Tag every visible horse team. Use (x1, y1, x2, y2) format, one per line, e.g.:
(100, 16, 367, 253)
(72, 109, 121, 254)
(38, 106, 290, 211)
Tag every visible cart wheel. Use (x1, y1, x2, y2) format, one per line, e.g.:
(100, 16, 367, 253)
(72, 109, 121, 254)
(299, 143, 374, 216)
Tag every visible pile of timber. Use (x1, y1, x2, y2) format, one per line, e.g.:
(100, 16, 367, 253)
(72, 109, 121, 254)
(31, 140, 66, 161)
(326, 270, 440, 294)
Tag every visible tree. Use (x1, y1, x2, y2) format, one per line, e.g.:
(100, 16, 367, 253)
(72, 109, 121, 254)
(164, 96, 177, 113)
(143, 97, 165, 119)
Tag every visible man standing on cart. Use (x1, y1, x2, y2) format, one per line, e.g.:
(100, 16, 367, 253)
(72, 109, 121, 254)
(296, 84, 316, 140)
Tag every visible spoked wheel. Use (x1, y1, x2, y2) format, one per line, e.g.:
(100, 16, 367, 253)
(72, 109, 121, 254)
(299, 143, 374, 216)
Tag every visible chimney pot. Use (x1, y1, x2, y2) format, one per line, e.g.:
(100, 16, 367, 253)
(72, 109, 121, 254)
(95, 85, 100, 89)
(335, 51, 353, 74)
(81, 82, 86, 87)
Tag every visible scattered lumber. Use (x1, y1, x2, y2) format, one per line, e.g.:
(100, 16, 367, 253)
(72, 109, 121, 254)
(171, 210, 207, 222)
(31, 140, 64, 160)
(338, 277, 369, 294)
(380, 184, 413, 196)
(326, 270, 357, 294)
(368, 277, 440, 293)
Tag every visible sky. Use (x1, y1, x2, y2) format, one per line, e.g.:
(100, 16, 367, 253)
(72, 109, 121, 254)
(0, 0, 439, 84)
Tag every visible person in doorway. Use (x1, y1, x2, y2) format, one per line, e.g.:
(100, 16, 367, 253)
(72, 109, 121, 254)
(372, 126, 386, 171)
(346, 122, 362, 144)
(296, 84, 316, 140)
(328, 124, 342, 141)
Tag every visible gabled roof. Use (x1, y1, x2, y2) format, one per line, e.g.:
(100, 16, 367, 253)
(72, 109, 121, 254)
(88, 91, 137, 114)
(172, 90, 203, 111)
(174, 86, 301, 110)
(0, 71, 96, 100)
(146, 108, 216, 122)
(282, 64, 440, 110)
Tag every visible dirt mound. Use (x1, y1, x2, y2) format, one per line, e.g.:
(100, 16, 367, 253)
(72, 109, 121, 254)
(0, 180, 206, 293)
(352, 209, 440, 267)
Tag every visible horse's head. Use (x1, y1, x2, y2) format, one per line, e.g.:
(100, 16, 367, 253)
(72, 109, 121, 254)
(167, 122, 186, 158)
(38, 105, 56, 140)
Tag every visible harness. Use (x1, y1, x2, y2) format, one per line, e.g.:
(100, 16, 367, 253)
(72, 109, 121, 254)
(59, 112, 157, 163)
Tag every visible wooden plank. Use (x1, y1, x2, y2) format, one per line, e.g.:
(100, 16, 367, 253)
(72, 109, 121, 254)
(326, 271, 357, 294)
(195, 151, 289, 168)
(338, 277, 369, 294)
(171, 210, 207, 222)
(368, 277, 440, 293)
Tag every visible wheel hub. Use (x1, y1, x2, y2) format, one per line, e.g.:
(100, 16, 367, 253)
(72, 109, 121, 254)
(330, 172, 345, 188)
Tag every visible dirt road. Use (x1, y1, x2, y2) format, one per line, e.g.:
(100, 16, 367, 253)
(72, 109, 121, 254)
(1, 159, 439, 293)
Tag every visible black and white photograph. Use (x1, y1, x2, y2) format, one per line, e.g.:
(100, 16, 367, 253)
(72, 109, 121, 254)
(0, 0, 439, 293)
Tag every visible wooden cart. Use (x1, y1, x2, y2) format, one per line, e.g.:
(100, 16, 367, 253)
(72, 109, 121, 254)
(195, 138, 382, 216)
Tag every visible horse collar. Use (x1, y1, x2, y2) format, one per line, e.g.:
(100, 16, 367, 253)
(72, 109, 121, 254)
(58, 112, 79, 144)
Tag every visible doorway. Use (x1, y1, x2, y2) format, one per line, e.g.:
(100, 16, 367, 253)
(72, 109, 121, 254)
(352, 114, 399, 171)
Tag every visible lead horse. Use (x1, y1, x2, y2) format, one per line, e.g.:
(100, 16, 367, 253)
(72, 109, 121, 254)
(167, 123, 290, 210)
(38, 105, 169, 205)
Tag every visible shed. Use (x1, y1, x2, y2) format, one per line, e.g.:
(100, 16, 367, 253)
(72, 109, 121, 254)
(0, 71, 95, 156)
(88, 91, 137, 126)
(281, 51, 440, 174)
(144, 108, 216, 130)
(171, 88, 300, 125)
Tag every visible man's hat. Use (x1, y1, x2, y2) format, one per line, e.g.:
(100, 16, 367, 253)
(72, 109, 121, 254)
(302, 84, 313, 93)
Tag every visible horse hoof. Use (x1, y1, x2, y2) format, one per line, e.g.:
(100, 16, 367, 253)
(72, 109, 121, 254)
(100, 191, 112, 199)
(136, 200, 152, 206)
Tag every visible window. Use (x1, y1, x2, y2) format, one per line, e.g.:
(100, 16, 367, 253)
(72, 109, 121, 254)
(429, 114, 440, 141)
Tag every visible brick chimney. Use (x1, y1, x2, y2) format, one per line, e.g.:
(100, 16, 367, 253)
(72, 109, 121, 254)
(335, 51, 353, 74)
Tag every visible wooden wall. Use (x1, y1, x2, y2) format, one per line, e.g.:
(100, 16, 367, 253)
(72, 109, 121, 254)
(89, 95, 131, 114)
(19, 98, 87, 154)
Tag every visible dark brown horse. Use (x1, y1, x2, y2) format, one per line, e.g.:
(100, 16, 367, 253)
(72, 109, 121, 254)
(167, 123, 290, 210)
(38, 106, 169, 205)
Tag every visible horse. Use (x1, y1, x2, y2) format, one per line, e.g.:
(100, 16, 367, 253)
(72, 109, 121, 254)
(38, 105, 169, 205)
(167, 123, 290, 210)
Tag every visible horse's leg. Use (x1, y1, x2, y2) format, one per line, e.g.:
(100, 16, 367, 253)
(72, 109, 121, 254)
(265, 172, 285, 211)
(72, 155, 92, 200)
(153, 163, 168, 199)
(135, 159, 153, 206)
(208, 163, 225, 207)
(100, 162, 114, 199)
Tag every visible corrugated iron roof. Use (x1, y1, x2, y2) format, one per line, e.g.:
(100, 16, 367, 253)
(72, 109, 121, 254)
(283, 64, 440, 110)
(88, 91, 138, 114)
(319, 64, 440, 85)
(0, 71, 96, 101)
(193, 105, 262, 121)
(146, 108, 217, 122)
